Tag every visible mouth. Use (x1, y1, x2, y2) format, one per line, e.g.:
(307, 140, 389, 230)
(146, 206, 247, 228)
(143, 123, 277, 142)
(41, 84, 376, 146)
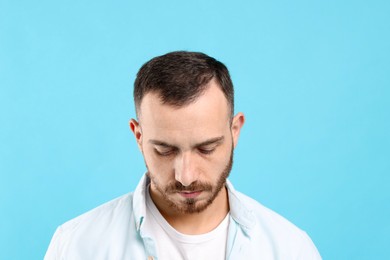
(179, 191, 202, 199)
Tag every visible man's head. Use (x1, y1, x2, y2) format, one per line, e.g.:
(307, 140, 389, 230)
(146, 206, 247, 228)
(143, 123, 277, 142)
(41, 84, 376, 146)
(130, 51, 244, 215)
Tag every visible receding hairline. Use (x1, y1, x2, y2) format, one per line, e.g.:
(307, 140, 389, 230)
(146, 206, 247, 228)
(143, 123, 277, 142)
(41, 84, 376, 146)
(136, 78, 232, 122)
(136, 77, 232, 118)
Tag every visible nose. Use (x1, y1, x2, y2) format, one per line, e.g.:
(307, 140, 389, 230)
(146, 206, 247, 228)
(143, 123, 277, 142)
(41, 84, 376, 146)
(174, 152, 198, 187)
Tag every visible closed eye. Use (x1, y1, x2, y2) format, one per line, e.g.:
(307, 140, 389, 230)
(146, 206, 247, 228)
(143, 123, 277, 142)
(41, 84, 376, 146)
(197, 147, 216, 155)
(154, 148, 177, 157)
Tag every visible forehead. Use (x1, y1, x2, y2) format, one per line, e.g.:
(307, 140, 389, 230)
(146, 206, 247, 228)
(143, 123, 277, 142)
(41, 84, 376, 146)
(138, 82, 230, 144)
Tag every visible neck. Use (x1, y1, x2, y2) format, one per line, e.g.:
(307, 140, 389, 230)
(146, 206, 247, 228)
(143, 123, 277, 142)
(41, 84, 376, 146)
(150, 186, 229, 235)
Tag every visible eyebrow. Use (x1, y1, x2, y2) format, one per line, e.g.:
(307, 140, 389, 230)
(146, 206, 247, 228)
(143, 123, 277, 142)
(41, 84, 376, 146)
(149, 136, 225, 149)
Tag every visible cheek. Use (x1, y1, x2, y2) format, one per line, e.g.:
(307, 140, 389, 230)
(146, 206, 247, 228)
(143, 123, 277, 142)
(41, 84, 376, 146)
(214, 143, 233, 164)
(202, 151, 231, 177)
(143, 147, 173, 174)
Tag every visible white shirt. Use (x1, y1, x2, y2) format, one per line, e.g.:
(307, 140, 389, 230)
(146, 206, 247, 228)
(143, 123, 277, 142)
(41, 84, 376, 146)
(45, 175, 322, 259)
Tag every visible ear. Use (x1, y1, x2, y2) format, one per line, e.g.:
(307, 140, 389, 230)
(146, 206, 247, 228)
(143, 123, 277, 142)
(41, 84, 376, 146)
(231, 112, 245, 148)
(129, 118, 143, 151)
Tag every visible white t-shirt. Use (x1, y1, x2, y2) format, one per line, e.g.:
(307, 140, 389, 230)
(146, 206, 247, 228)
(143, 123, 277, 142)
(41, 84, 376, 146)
(145, 186, 229, 260)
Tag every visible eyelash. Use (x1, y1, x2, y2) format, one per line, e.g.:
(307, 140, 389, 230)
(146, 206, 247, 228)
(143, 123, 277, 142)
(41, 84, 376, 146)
(154, 148, 216, 156)
(198, 148, 215, 155)
(154, 148, 177, 157)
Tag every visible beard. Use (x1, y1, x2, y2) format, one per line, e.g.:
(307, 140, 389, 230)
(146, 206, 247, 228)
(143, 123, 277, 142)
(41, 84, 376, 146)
(146, 148, 233, 214)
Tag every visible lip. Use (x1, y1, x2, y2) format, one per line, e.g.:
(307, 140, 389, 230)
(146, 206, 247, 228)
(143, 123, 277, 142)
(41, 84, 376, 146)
(179, 191, 202, 199)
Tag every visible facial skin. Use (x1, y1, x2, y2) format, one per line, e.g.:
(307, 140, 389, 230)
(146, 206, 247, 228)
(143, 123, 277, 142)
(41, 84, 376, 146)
(130, 79, 244, 224)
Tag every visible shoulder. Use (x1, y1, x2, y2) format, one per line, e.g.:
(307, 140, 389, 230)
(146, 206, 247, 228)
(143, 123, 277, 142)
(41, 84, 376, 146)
(61, 192, 134, 232)
(45, 193, 137, 259)
(231, 190, 321, 259)
(236, 191, 304, 233)
(59, 193, 134, 236)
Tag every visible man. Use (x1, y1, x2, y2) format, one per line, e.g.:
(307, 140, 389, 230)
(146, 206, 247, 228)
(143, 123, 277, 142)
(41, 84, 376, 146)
(45, 51, 321, 259)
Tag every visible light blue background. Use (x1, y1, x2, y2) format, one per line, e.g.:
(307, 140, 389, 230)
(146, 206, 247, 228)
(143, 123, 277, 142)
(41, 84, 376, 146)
(1, 0, 389, 259)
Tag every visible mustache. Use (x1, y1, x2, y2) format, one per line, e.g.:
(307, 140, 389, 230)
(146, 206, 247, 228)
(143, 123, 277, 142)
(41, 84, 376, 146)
(165, 181, 213, 193)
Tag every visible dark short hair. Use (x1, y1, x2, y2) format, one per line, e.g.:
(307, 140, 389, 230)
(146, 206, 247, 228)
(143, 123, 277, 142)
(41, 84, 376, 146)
(134, 51, 234, 118)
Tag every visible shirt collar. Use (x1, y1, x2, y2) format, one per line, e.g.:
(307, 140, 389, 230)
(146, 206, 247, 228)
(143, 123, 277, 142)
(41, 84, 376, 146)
(225, 179, 256, 232)
(132, 174, 150, 232)
(132, 174, 255, 233)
